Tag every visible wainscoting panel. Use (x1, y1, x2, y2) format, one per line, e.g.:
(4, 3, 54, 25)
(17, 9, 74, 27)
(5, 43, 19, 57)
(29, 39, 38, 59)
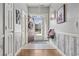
(58, 34, 65, 53)
(64, 35, 69, 56)
(55, 31, 79, 56)
(14, 32, 21, 55)
(55, 34, 59, 47)
(76, 37, 79, 55)
(74, 37, 77, 56)
(68, 36, 74, 56)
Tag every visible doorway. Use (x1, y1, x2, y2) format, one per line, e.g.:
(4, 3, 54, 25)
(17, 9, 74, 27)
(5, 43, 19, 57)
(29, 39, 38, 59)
(28, 14, 48, 43)
(28, 6, 49, 43)
(32, 16, 44, 40)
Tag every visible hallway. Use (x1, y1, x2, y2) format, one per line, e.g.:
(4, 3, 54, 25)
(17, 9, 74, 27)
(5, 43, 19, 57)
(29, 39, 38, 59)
(16, 40, 62, 56)
(17, 49, 62, 56)
(0, 3, 79, 56)
(23, 40, 55, 49)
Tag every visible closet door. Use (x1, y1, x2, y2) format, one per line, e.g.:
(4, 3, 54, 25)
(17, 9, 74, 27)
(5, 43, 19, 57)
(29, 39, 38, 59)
(0, 35, 4, 56)
(0, 3, 4, 56)
(5, 3, 14, 56)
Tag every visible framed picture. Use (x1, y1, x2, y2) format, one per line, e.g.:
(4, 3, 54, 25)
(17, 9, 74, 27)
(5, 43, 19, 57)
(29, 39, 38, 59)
(57, 4, 65, 24)
(16, 9, 21, 24)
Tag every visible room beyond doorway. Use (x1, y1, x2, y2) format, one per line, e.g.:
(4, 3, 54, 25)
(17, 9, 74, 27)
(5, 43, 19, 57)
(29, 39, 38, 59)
(28, 6, 49, 43)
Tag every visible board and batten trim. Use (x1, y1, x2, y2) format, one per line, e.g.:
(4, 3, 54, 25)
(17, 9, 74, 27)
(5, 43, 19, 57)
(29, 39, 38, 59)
(55, 31, 79, 37)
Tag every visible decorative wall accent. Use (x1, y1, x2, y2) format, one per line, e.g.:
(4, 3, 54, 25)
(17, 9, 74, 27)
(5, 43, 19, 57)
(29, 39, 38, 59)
(16, 9, 21, 24)
(55, 32, 79, 56)
(57, 4, 65, 24)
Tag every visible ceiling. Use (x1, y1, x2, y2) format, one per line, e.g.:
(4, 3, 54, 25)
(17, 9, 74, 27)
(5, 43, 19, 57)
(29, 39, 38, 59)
(27, 3, 51, 7)
(27, 3, 64, 12)
(50, 3, 64, 11)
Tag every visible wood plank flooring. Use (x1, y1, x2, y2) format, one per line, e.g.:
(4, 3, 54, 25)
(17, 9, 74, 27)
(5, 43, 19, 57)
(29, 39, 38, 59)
(17, 49, 62, 56)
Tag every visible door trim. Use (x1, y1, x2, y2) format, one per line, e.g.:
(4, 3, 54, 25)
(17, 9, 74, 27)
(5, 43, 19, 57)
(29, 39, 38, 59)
(3, 3, 5, 56)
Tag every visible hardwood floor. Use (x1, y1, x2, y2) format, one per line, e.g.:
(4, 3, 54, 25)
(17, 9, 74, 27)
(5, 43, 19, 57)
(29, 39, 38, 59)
(17, 49, 62, 56)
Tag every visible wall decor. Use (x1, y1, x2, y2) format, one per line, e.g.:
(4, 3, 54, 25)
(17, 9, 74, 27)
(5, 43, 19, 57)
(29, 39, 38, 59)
(16, 9, 21, 24)
(57, 4, 65, 24)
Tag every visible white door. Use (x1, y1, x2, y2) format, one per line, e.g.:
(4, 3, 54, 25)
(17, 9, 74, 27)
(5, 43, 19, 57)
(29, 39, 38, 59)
(5, 3, 14, 56)
(0, 3, 4, 56)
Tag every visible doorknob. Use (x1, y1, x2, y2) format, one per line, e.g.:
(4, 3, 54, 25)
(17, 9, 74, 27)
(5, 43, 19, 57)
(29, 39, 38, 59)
(76, 21, 78, 29)
(5, 26, 7, 30)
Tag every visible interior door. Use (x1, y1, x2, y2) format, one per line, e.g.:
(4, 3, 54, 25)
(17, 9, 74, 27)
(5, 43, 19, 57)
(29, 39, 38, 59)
(0, 3, 4, 56)
(5, 3, 14, 56)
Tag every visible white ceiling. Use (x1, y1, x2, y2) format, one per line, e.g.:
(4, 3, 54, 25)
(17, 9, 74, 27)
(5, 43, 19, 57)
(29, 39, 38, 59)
(27, 3, 51, 7)
(27, 3, 64, 12)
(50, 3, 64, 11)
(27, 3, 64, 8)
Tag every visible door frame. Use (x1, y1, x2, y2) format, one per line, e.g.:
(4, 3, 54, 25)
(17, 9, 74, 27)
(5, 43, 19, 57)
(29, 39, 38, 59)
(3, 3, 5, 56)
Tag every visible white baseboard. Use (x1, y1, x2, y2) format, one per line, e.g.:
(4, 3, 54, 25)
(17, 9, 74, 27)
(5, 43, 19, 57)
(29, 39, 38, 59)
(14, 44, 26, 56)
(14, 48, 22, 56)
(55, 46, 65, 56)
(49, 39, 65, 56)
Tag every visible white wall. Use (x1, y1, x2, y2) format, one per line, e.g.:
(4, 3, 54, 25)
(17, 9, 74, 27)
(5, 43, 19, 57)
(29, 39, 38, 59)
(14, 3, 28, 13)
(14, 3, 28, 32)
(14, 3, 28, 54)
(29, 7, 49, 40)
(49, 3, 79, 34)
(49, 4, 79, 56)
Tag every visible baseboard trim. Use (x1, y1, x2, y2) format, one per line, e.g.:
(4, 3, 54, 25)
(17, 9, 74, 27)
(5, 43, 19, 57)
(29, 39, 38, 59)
(14, 48, 22, 56)
(14, 44, 26, 56)
(49, 39, 65, 56)
(55, 46, 65, 56)
(55, 31, 79, 37)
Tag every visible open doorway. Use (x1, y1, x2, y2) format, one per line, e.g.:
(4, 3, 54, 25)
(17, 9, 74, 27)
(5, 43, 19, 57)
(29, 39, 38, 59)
(32, 16, 44, 41)
(28, 14, 48, 43)
(28, 15, 44, 43)
(28, 6, 49, 43)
